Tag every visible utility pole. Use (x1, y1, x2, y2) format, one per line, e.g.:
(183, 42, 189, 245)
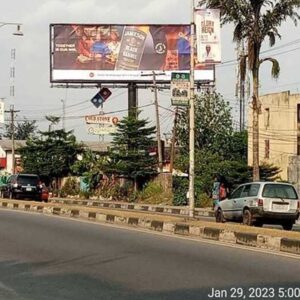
(152, 71, 163, 172)
(169, 107, 178, 173)
(188, 0, 196, 218)
(61, 99, 66, 130)
(5, 105, 20, 174)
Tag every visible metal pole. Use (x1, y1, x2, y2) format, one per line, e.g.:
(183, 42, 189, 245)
(61, 99, 66, 130)
(5, 105, 19, 174)
(153, 71, 163, 172)
(189, 0, 195, 218)
(128, 82, 138, 119)
(169, 107, 178, 173)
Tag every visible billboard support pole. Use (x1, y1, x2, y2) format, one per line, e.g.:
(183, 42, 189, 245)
(128, 82, 138, 119)
(188, 0, 195, 218)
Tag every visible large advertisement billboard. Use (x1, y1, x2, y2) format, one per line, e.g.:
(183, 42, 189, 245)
(50, 24, 214, 83)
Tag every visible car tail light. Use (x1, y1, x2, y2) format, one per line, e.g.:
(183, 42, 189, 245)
(258, 199, 264, 206)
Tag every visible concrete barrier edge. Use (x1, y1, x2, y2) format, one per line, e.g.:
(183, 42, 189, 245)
(0, 200, 298, 256)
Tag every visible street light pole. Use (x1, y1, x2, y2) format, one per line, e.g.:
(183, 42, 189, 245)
(5, 105, 20, 174)
(188, 0, 196, 218)
(0, 22, 23, 36)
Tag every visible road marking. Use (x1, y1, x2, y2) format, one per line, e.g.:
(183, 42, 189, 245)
(1, 208, 300, 261)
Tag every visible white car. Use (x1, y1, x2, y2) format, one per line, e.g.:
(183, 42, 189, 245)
(215, 182, 300, 230)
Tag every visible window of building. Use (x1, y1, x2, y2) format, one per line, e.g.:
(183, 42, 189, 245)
(265, 139, 270, 159)
(264, 108, 270, 127)
(297, 104, 300, 123)
(297, 136, 300, 155)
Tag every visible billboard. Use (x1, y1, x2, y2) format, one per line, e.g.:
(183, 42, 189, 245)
(50, 24, 214, 83)
(85, 114, 119, 135)
(195, 9, 221, 63)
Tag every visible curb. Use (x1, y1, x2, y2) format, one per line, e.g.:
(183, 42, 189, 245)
(0, 199, 299, 257)
(49, 197, 215, 218)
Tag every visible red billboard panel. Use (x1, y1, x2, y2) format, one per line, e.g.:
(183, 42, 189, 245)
(50, 24, 214, 83)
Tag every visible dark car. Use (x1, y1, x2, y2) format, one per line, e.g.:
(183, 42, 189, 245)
(2, 174, 43, 201)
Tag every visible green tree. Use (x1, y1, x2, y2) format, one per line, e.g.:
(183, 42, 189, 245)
(71, 149, 109, 190)
(19, 129, 82, 188)
(108, 113, 157, 191)
(176, 92, 234, 158)
(200, 0, 300, 180)
(4, 119, 37, 140)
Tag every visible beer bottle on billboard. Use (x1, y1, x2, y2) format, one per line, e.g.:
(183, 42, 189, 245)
(115, 26, 149, 70)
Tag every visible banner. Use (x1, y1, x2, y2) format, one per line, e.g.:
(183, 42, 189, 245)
(171, 72, 190, 106)
(50, 24, 214, 83)
(0, 100, 4, 124)
(195, 9, 221, 63)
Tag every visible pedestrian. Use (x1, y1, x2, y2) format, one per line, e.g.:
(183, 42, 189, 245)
(212, 175, 221, 210)
(219, 182, 228, 201)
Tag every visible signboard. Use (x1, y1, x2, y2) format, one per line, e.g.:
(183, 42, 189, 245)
(90, 87, 112, 108)
(85, 114, 119, 135)
(0, 100, 4, 123)
(195, 9, 221, 63)
(50, 24, 214, 83)
(171, 72, 190, 106)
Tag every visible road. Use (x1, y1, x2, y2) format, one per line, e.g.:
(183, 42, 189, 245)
(0, 210, 299, 300)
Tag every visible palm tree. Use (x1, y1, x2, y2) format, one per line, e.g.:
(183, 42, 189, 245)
(200, 0, 300, 180)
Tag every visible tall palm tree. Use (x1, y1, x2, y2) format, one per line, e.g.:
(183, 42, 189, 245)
(200, 0, 300, 180)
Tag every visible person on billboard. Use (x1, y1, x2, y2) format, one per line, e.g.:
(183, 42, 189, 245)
(76, 34, 93, 63)
(177, 26, 191, 70)
(91, 32, 111, 60)
(107, 30, 121, 62)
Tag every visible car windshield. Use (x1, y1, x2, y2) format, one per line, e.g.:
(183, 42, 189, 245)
(18, 175, 39, 185)
(262, 184, 298, 200)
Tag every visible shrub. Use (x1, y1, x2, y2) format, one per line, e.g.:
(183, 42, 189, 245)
(60, 177, 80, 197)
(138, 181, 172, 205)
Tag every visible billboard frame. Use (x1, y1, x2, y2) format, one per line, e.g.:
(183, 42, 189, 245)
(49, 23, 215, 84)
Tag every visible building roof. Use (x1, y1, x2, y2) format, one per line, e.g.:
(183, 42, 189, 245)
(81, 141, 111, 152)
(0, 140, 110, 153)
(0, 140, 26, 151)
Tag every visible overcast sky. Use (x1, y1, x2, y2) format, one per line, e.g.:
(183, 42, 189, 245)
(0, 0, 299, 141)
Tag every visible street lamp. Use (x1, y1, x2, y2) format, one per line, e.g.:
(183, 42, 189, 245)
(0, 22, 23, 36)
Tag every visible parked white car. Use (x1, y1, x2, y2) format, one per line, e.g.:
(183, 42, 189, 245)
(215, 182, 300, 230)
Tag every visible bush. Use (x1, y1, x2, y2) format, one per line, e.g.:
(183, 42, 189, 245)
(60, 177, 80, 197)
(139, 181, 172, 205)
(172, 176, 188, 206)
(196, 193, 213, 208)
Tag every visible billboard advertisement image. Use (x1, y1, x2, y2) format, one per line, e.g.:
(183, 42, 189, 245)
(195, 9, 221, 64)
(50, 24, 214, 83)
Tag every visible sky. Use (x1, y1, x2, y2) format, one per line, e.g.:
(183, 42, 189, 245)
(0, 0, 300, 142)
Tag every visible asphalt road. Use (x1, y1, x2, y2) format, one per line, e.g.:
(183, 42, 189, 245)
(0, 210, 300, 300)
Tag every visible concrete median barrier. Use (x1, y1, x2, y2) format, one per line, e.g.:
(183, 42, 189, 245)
(1, 198, 300, 257)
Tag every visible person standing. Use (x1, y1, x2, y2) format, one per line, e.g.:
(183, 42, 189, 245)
(212, 175, 221, 210)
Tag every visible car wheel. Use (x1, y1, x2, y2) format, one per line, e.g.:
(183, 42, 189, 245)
(282, 222, 294, 231)
(242, 209, 253, 226)
(215, 209, 225, 223)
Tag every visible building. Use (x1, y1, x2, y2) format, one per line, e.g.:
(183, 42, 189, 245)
(0, 140, 111, 175)
(0, 140, 26, 174)
(248, 91, 300, 190)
